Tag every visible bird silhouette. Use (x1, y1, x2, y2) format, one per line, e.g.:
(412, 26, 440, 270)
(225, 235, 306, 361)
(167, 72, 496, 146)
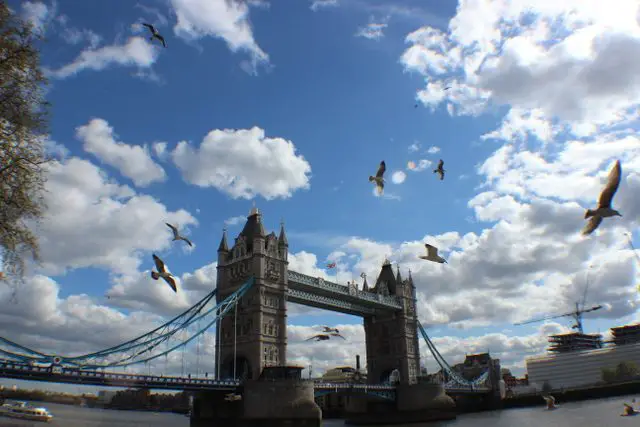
(582, 160, 622, 236)
(306, 334, 331, 342)
(142, 23, 167, 48)
(166, 223, 193, 247)
(321, 326, 339, 333)
(151, 254, 178, 292)
(419, 244, 447, 264)
(369, 161, 386, 196)
(329, 332, 346, 340)
(434, 159, 445, 180)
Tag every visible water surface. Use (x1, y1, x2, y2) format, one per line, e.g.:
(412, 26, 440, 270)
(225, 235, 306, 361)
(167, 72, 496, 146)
(0, 397, 636, 426)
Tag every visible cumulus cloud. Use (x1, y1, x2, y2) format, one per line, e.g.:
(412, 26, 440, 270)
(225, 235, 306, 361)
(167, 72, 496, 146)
(45, 37, 161, 79)
(36, 157, 196, 276)
(310, 0, 338, 12)
(355, 20, 388, 41)
(407, 159, 432, 172)
(171, 127, 312, 200)
(170, 0, 269, 75)
(75, 118, 166, 187)
(427, 146, 440, 154)
(391, 170, 406, 184)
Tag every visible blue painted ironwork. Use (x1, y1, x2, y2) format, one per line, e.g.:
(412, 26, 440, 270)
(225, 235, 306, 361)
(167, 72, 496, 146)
(0, 360, 240, 391)
(287, 271, 402, 311)
(0, 278, 256, 369)
(417, 320, 490, 390)
(287, 289, 377, 316)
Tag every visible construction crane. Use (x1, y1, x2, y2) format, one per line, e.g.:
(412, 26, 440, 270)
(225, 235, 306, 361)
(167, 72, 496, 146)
(514, 266, 603, 334)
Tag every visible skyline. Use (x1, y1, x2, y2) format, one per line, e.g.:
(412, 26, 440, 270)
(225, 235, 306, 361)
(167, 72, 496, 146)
(1, 0, 639, 394)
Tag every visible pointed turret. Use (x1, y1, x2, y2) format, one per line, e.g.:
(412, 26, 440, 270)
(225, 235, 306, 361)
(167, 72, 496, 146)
(396, 264, 402, 283)
(218, 228, 229, 252)
(374, 259, 397, 295)
(278, 220, 288, 247)
(362, 276, 369, 292)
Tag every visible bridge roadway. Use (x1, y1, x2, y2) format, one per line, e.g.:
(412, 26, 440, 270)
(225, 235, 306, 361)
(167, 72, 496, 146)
(0, 361, 489, 395)
(286, 270, 402, 316)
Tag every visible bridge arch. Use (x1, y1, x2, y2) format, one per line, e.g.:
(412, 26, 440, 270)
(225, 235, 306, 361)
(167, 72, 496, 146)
(220, 354, 252, 381)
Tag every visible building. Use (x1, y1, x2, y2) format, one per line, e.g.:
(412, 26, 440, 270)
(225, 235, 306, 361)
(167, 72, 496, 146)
(547, 332, 603, 353)
(526, 341, 640, 389)
(609, 323, 640, 346)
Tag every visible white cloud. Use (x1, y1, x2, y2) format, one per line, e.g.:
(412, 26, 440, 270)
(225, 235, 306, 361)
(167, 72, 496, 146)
(224, 215, 246, 227)
(401, 0, 640, 131)
(171, 126, 312, 200)
(36, 157, 196, 276)
(310, 0, 338, 12)
(355, 20, 388, 41)
(170, 0, 269, 75)
(407, 159, 432, 172)
(391, 170, 406, 184)
(20, 1, 55, 34)
(427, 146, 440, 154)
(152, 141, 169, 161)
(45, 37, 160, 79)
(408, 142, 420, 152)
(75, 118, 166, 187)
(60, 27, 101, 49)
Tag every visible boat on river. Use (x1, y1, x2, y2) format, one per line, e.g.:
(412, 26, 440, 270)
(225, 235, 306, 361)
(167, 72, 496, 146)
(0, 400, 53, 422)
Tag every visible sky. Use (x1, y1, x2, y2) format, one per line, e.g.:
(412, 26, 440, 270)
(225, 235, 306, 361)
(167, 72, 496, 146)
(1, 0, 640, 395)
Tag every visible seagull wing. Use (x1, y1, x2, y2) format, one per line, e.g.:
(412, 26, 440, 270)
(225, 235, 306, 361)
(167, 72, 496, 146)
(376, 180, 384, 195)
(181, 236, 193, 247)
(581, 216, 603, 236)
(376, 161, 386, 179)
(597, 160, 621, 209)
(306, 335, 320, 341)
(162, 275, 178, 293)
(155, 34, 167, 48)
(438, 159, 444, 169)
(333, 333, 346, 340)
(425, 244, 438, 258)
(166, 223, 179, 239)
(152, 254, 166, 273)
(142, 23, 155, 32)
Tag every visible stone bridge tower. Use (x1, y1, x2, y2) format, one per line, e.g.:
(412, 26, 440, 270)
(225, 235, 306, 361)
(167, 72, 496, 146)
(215, 207, 289, 380)
(363, 260, 421, 385)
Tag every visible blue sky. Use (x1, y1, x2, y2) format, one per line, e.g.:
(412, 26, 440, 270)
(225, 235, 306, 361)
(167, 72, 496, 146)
(1, 0, 640, 394)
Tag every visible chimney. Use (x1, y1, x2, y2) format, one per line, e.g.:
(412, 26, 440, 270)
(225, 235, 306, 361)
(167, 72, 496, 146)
(356, 355, 361, 371)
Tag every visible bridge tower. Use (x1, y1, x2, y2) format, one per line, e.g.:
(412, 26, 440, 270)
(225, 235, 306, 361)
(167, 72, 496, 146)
(364, 260, 421, 385)
(215, 206, 289, 380)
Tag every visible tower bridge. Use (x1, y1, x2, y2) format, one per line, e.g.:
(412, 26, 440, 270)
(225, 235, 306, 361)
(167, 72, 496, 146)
(0, 207, 501, 426)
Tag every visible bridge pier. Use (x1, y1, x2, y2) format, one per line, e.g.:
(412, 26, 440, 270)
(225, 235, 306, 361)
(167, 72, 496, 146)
(345, 382, 456, 425)
(191, 379, 321, 427)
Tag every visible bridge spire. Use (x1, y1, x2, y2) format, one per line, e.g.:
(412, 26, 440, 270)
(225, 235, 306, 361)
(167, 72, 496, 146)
(218, 227, 229, 252)
(278, 217, 288, 247)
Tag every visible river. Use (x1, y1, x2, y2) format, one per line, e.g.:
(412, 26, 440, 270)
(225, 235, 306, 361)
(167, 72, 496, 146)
(0, 396, 636, 426)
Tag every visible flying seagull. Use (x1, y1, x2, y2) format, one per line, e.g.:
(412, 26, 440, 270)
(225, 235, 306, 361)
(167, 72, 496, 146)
(582, 160, 622, 236)
(142, 23, 167, 48)
(329, 332, 346, 340)
(369, 161, 386, 196)
(166, 223, 193, 247)
(322, 326, 339, 334)
(306, 334, 331, 342)
(434, 159, 445, 180)
(543, 395, 557, 409)
(151, 254, 178, 293)
(419, 244, 447, 264)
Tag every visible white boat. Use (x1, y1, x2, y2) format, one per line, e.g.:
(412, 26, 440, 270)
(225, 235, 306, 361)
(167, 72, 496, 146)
(0, 400, 53, 422)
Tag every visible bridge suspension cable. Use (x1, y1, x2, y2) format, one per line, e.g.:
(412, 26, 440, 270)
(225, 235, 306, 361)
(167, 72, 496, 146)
(0, 277, 255, 370)
(417, 320, 489, 388)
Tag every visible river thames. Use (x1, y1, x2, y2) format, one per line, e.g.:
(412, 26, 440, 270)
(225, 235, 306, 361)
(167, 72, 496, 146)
(0, 396, 636, 426)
